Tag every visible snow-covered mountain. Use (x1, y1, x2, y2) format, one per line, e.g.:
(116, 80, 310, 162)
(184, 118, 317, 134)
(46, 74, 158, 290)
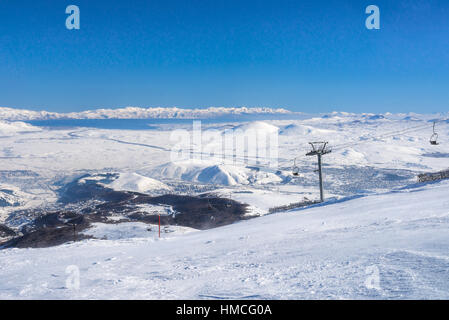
(0, 106, 293, 120)
(0, 120, 41, 136)
(153, 160, 283, 186)
(105, 173, 172, 194)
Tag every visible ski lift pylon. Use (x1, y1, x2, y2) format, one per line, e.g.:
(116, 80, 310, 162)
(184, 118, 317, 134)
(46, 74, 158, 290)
(306, 142, 332, 156)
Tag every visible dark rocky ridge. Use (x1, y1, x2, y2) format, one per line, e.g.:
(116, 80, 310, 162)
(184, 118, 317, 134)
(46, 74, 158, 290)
(1, 179, 250, 249)
(0, 224, 16, 238)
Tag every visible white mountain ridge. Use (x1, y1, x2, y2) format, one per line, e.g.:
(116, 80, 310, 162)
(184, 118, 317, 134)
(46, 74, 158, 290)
(0, 106, 293, 121)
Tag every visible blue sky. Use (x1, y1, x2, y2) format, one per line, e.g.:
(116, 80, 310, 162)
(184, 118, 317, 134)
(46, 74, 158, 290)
(0, 0, 448, 113)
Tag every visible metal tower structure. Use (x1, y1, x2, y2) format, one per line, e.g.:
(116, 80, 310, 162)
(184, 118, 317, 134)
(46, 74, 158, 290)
(306, 142, 331, 202)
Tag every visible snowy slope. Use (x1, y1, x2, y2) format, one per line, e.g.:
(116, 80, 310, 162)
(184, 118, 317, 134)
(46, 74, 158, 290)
(0, 184, 41, 225)
(0, 120, 41, 136)
(233, 121, 279, 133)
(82, 222, 196, 240)
(1, 180, 449, 299)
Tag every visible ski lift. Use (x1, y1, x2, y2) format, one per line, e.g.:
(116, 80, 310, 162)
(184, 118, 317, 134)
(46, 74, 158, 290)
(430, 122, 439, 145)
(306, 142, 332, 156)
(292, 158, 300, 176)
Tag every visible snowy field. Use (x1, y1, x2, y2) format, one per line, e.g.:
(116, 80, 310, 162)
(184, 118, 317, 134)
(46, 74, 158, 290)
(1, 109, 449, 299)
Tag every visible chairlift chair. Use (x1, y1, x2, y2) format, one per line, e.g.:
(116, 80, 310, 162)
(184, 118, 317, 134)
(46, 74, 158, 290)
(430, 122, 439, 145)
(430, 133, 439, 145)
(292, 158, 300, 176)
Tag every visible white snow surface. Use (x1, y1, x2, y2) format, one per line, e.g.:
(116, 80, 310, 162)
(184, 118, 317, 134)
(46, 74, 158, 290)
(82, 222, 196, 240)
(0, 120, 41, 136)
(1, 180, 449, 299)
(1, 111, 449, 299)
(154, 160, 282, 186)
(233, 121, 280, 133)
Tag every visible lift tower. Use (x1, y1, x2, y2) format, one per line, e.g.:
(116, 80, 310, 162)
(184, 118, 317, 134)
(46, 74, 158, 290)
(306, 142, 331, 202)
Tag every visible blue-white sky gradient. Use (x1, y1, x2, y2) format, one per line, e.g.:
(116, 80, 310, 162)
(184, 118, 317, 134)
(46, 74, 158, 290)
(0, 0, 448, 113)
